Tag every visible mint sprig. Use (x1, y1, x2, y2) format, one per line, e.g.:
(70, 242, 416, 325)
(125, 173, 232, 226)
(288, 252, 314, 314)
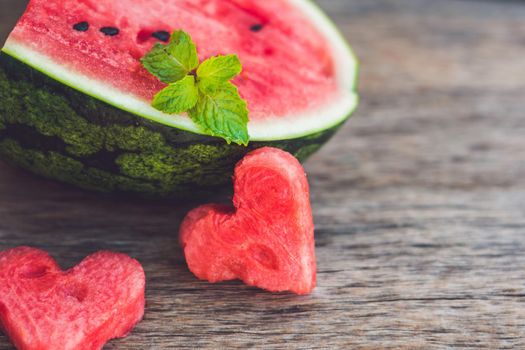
(141, 30, 249, 146)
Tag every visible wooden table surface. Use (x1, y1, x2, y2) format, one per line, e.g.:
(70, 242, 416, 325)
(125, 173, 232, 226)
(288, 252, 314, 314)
(1, 0, 525, 349)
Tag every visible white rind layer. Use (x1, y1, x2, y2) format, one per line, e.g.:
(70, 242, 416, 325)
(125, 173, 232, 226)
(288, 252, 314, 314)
(1, 0, 358, 141)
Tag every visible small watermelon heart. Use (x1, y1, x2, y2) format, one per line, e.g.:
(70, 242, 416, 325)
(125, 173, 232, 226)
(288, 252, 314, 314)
(0, 247, 145, 350)
(180, 147, 316, 295)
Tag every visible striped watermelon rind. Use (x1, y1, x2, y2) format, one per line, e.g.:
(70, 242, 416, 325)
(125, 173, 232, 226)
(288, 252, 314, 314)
(0, 54, 345, 197)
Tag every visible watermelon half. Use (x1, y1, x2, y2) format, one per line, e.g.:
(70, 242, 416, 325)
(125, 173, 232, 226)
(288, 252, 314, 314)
(0, 0, 358, 198)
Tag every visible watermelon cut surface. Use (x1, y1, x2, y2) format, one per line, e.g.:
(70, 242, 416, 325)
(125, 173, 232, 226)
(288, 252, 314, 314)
(0, 0, 358, 197)
(0, 247, 145, 350)
(180, 147, 316, 294)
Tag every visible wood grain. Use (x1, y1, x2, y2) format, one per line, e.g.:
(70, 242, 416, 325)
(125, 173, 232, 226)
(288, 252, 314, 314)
(1, 0, 525, 349)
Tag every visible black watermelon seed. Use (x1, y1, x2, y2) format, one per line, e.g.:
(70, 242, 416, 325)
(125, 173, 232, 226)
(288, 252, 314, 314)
(152, 30, 170, 42)
(73, 21, 89, 32)
(250, 24, 264, 32)
(100, 27, 120, 36)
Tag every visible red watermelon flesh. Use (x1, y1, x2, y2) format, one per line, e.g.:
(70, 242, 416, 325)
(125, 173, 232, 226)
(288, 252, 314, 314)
(180, 147, 316, 294)
(0, 247, 145, 350)
(8, 0, 339, 120)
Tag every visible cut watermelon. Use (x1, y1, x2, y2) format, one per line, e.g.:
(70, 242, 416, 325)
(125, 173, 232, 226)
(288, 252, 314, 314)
(0, 0, 358, 197)
(180, 147, 316, 294)
(0, 247, 145, 350)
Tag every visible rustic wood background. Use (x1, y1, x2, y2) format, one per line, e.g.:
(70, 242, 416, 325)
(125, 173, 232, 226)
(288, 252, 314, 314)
(1, 0, 525, 348)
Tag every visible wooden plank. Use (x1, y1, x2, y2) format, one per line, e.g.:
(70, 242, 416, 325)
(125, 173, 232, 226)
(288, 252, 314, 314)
(1, 0, 525, 348)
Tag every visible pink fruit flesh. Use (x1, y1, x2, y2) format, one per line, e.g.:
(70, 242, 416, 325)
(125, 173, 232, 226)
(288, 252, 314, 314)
(180, 147, 316, 295)
(0, 247, 145, 350)
(8, 0, 338, 120)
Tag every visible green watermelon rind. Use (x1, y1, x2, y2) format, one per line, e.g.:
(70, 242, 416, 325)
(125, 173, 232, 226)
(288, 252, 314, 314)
(0, 54, 344, 198)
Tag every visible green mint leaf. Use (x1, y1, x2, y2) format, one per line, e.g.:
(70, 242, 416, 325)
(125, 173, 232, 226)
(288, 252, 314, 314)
(168, 30, 199, 72)
(152, 75, 198, 114)
(141, 43, 187, 83)
(197, 54, 242, 87)
(141, 30, 250, 145)
(141, 30, 199, 83)
(190, 82, 249, 146)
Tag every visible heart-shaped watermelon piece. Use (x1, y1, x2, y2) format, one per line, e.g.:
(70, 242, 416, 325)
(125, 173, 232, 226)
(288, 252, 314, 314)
(0, 247, 145, 350)
(180, 147, 316, 295)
